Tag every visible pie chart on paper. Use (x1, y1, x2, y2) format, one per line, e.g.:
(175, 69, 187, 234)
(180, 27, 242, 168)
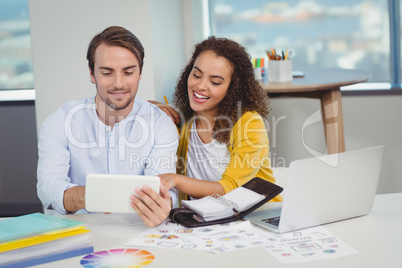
(80, 248, 155, 268)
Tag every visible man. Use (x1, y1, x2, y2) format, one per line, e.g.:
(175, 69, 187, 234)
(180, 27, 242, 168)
(37, 26, 178, 227)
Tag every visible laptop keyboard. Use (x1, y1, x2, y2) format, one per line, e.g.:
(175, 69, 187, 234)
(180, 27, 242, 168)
(261, 216, 281, 227)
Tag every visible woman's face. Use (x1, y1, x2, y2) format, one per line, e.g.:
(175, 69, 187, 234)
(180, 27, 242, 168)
(187, 50, 233, 116)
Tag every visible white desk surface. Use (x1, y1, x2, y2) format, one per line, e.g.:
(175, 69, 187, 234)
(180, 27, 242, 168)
(35, 193, 402, 268)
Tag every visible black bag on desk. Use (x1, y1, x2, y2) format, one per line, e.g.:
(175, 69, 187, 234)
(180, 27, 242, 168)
(169, 177, 283, 228)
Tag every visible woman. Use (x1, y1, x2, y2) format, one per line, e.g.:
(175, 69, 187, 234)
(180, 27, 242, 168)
(158, 36, 282, 204)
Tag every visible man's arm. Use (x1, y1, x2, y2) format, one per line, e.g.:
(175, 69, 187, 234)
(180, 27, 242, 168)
(131, 107, 179, 226)
(37, 111, 78, 215)
(143, 108, 179, 203)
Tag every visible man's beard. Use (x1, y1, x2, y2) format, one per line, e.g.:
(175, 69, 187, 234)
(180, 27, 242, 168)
(104, 96, 134, 111)
(98, 87, 135, 111)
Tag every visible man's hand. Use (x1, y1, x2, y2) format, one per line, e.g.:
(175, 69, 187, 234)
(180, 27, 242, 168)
(130, 183, 172, 227)
(64, 186, 86, 213)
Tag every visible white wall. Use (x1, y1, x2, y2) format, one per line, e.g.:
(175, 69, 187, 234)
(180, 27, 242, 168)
(149, 0, 186, 104)
(29, 0, 157, 131)
(343, 95, 402, 194)
(148, 0, 209, 104)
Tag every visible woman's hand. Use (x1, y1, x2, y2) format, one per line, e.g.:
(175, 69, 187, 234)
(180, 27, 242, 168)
(130, 183, 172, 227)
(148, 100, 181, 125)
(158, 173, 178, 189)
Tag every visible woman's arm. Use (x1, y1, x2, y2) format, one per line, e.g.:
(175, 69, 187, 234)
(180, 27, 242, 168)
(159, 173, 225, 199)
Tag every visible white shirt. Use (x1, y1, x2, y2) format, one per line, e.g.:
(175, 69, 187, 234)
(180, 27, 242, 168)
(37, 97, 179, 214)
(186, 120, 230, 182)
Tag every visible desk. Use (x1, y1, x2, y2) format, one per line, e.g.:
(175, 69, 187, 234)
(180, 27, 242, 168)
(36, 193, 402, 268)
(262, 68, 369, 154)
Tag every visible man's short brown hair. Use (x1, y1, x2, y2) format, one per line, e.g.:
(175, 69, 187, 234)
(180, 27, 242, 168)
(87, 26, 145, 74)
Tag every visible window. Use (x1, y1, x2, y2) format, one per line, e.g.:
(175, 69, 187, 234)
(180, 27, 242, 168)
(0, 0, 33, 91)
(209, 0, 401, 90)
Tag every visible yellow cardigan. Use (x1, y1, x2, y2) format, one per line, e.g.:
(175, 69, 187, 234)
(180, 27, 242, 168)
(176, 111, 283, 203)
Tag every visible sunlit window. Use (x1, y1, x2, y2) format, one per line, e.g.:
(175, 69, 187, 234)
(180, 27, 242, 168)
(209, 0, 390, 83)
(0, 0, 33, 90)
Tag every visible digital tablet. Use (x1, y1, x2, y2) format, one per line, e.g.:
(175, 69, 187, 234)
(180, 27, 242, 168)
(85, 174, 160, 213)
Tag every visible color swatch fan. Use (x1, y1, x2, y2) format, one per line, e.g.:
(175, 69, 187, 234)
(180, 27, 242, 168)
(81, 248, 155, 268)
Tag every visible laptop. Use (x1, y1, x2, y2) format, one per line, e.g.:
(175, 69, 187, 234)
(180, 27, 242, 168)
(244, 146, 385, 233)
(85, 174, 160, 213)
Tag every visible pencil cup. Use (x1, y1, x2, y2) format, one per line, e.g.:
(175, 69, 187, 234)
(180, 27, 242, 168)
(268, 60, 293, 82)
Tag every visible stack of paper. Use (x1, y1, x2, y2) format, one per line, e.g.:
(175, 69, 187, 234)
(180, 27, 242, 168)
(0, 213, 93, 267)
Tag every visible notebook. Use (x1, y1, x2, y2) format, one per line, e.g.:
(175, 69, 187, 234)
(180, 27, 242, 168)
(244, 146, 385, 233)
(85, 174, 160, 213)
(181, 187, 266, 221)
(169, 177, 283, 227)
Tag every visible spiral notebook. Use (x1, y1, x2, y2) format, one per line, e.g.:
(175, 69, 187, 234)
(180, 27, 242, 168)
(169, 177, 283, 227)
(181, 188, 266, 222)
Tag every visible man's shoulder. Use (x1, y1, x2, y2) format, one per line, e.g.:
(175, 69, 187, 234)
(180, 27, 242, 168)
(134, 98, 171, 121)
(133, 98, 178, 135)
(58, 97, 94, 113)
(42, 97, 94, 126)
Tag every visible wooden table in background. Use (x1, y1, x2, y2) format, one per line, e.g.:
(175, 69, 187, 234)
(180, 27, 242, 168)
(261, 68, 370, 154)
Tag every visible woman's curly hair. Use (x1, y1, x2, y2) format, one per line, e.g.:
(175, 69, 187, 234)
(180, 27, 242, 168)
(173, 36, 270, 144)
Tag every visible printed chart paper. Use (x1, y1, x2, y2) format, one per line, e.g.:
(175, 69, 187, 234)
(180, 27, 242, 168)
(126, 220, 359, 263)
(259, 225, 359, 264)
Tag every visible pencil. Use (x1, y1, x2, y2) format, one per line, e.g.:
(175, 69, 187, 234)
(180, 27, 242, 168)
(265, 50, 272, 60)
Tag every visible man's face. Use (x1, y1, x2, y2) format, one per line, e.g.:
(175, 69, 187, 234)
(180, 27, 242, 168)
(90, 43, 142, 113)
